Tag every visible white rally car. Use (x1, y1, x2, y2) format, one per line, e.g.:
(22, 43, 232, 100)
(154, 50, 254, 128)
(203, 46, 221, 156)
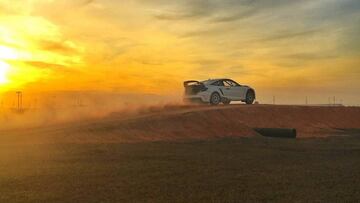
(183, 78, 256, 105)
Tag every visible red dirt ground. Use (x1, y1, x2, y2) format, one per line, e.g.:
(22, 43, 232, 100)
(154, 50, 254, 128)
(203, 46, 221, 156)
(1, 105, 360, 144)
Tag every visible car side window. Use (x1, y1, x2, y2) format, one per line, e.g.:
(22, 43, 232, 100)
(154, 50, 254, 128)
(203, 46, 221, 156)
(226, 80, 240, 87)
(230, 80, 241, 86)
(212, 81, 224, 86)
(224, 81, 231, 87)
(224, 80, 236, 87)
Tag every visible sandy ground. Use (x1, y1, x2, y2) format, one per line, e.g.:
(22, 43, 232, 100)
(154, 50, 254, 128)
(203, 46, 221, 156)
(1, 104, 359, 144)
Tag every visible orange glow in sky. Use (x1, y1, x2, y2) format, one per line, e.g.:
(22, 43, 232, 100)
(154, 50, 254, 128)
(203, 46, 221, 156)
(0, 0, 359, 105)
(0, 61, 9, 84)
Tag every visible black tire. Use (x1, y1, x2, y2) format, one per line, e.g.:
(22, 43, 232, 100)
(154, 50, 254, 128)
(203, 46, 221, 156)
(210, 92, 221, 105)
(245, 90, 255, 104)
(222, 99, 231, 105)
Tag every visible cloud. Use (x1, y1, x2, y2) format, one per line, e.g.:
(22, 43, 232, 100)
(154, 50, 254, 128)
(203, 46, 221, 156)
(274, 52, 338, 68)
(153, 11, 204, 21)
(284, 53, 338, 61)
(23, 61, 80, 73)
(191, 59, 221, 66)
(133, 59, 163, 66)
(148, 0, 309, 23)
(82, 0, 95, 6)
(37, 40, 79, 55)
(151, 1, 215, 21)
(1, 0, 360, 104)
(259, 29, 320, 42)
(179, 28, 224, 38)
(210, 8, 256, 23)
(0, 1, 29, 15)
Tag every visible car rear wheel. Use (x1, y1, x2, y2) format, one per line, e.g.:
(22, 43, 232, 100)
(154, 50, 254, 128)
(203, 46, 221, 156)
(210, 92, 221, 105)
(245, 90, 255, 104)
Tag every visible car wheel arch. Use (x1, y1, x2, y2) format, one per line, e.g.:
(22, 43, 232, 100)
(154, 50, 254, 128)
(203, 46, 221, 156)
(245, 88, 256, 104)
(246, 88, 256, 98)
(211, 91, 221, 98)
(209, 91, 222, 105)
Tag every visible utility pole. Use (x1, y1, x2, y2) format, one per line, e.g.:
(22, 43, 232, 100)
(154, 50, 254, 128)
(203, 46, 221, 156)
(34, 98, 37, 110)
(305, 96, 308, 105)
(16, 91, 22, 111)
(333, 96, 336, 105)
(273, 96, 276, 105)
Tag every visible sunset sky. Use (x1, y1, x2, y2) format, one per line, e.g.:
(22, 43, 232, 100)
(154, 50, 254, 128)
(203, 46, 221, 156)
(0, 0, 359, 104)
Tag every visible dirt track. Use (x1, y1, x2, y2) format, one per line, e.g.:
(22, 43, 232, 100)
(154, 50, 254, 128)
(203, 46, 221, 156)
(1, 104, 360, 144)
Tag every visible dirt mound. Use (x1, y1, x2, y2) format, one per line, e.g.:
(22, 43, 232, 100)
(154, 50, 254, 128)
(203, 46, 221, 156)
(218, 105, 360, 137)
(1, 105, 360, 144)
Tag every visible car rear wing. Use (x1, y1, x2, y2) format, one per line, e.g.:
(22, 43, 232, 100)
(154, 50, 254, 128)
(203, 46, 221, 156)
(183, 80, 203, 87)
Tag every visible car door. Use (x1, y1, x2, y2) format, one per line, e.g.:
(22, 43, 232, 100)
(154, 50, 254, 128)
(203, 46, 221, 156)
(220, 80, 236, 99)
(224, 80, 247, 100)
(218, 80, 232, 98)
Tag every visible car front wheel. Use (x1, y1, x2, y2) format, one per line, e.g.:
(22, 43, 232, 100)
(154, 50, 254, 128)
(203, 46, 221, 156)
(245, 90, 255, 104)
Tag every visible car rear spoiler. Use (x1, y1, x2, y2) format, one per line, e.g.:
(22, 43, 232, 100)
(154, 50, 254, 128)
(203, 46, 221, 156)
(183, 80, 202, 87)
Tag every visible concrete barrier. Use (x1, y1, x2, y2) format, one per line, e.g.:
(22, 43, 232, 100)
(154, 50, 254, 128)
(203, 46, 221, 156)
(254, 128, 297, 138)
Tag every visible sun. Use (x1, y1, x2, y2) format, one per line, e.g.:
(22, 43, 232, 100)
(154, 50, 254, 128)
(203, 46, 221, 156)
(0, 45, 19, 85)
(0, 45, 18, 60)
(0, 61, 9, 84)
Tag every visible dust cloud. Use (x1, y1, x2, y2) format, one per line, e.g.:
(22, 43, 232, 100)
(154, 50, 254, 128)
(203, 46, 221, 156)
(0, 91, 182, 130)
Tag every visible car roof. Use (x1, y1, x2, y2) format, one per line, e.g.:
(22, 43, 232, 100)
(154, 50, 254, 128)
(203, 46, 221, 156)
(202, 78, 231, 84)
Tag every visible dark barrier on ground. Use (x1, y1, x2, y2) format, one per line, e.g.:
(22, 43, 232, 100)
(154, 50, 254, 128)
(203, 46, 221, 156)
(254, 128, 297, 139)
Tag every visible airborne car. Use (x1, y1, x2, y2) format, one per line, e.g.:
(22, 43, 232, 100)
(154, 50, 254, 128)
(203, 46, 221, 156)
(183, 79, 256, 105)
